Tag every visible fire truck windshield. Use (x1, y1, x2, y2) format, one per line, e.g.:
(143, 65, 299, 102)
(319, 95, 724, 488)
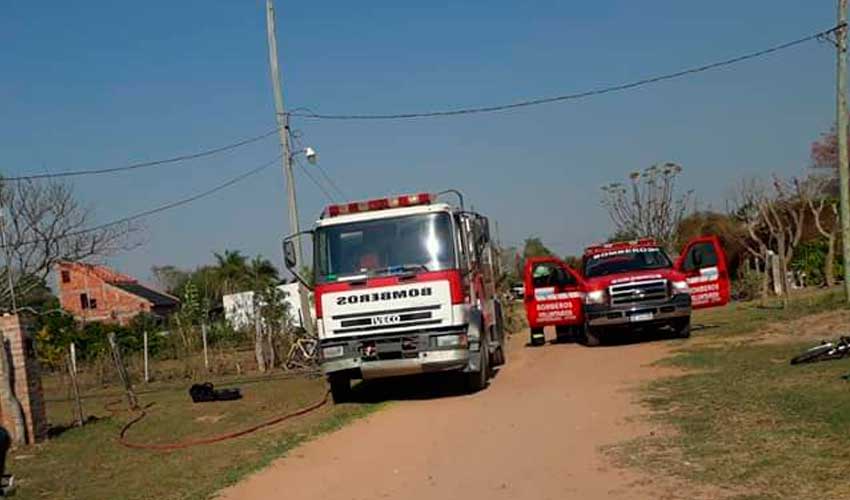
(314, 212, 456, 283)
(584, 247, 672, 278)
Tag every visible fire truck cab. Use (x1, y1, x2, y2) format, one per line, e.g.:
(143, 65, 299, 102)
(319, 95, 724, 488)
(284, 192, 505, 403)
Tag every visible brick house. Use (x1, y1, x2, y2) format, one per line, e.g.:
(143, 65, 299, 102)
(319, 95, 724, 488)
(56, 261, 180, 325)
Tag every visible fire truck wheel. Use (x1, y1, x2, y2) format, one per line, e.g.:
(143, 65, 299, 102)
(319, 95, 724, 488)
(328, 373, 352, 404)
(672, 318, 691, 339)
(466, 344, 490, 393)
(583, 326, 602, 347)
(492, 345, 506, 366)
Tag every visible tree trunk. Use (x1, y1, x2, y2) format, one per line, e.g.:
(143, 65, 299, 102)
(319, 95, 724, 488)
(266, 329, 276, 370)
(760, 255, 770, 307)
(825, 233, 836, 288)
(0, 340, 26, 445)
(254, 315, 266, 373)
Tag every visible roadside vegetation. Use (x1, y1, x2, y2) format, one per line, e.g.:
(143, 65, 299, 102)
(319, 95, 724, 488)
(613, 289, 850, 500)
(14, 371, 378, 500)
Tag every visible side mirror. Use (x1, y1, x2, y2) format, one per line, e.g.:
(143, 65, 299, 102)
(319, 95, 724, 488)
(283, 239, 297, 270)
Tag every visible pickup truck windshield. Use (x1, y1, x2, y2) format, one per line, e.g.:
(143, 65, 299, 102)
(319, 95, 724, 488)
(584, 247, 672, 278)
(315, 212, 456, 283)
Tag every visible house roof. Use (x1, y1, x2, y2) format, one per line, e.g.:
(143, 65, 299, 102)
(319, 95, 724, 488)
(112, 282, 180, 308)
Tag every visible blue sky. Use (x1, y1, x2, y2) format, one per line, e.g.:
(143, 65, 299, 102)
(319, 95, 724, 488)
(0, 1, 838, 280)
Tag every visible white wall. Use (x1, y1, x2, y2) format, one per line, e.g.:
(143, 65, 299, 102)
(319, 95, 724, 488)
(222, 283, 314, 331)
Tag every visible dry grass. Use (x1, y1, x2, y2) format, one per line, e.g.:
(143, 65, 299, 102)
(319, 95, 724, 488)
(610, 289, 850, 500)
(13, 371, 379, 500)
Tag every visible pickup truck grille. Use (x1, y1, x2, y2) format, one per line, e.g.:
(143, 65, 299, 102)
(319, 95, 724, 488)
(609, 279, 669, 306)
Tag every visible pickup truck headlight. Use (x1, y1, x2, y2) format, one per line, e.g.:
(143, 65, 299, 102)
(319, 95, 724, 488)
(585, 289, 607, 305)
(671, 280, 690, 294)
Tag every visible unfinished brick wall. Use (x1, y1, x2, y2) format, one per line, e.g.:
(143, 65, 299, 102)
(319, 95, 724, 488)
(56, 261, 151, 325)
(0, 314, 47, 444)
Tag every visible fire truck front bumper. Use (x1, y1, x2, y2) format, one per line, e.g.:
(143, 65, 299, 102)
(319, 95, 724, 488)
(584, 293, 691, 327)
(318, 328, 472, 379)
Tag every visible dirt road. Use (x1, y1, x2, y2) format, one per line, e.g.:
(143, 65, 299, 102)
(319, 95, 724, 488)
(218, 330, 675, 500)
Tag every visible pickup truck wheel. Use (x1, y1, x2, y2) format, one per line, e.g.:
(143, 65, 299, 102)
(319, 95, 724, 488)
(466, 344, 489, 393)
(672, 318, 691, 339)
(530, 327, 545, 346)
(328, 373, 351, 404)
(555, 326, 572, 344)
(583, 326, 602, 347)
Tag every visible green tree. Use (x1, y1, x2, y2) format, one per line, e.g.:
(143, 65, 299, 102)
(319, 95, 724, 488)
(213, 250, 249, 295)
(522, 237, 554, 259)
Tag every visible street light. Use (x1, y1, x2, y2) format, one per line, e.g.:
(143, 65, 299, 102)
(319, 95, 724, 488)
(292, 146, 318, 165)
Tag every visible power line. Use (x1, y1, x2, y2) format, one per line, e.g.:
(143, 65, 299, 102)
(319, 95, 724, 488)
(287, 24, 843, 121)
(294, 155, 336, 203)
(3, 127, 280, 182)
(289, 130, 347, 200)
(4, 155, 282, 248)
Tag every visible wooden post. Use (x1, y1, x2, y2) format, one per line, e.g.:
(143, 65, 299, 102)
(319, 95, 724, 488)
(107, 332, 139, 411)
(201, 322, 209, 372)
(143, 331, 149, 383)
(66, 344, 84, 427)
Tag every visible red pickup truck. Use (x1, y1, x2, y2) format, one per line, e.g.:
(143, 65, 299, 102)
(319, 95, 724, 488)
(524, 237, 730, 346)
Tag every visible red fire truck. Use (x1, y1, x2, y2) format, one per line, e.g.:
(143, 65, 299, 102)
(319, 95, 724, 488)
(284, 191, 506, 403)
(524, 237, 730, 346)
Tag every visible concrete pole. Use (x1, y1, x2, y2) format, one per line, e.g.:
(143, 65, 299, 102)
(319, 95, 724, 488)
(837, 0, 850, 303)
(266, 0, 302, 263)
(265, 0, 316, 337)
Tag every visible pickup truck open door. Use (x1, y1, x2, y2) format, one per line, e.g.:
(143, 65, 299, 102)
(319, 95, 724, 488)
(675, 235, 731, 309)
(523, 257, 585, 345)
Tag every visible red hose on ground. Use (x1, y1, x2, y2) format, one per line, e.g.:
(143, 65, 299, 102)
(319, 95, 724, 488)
(117, 390, 330, 451)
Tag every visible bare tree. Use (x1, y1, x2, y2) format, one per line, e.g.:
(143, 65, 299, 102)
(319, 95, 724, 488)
(801, 175, 840, 288)
(601, 162, 694, 250)
(729, 178, 772, 304)
(0, 179, 138, 310)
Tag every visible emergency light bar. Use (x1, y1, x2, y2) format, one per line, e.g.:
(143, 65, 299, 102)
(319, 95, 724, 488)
(584, 238, 658, 255)
(323, 192, 434, 218)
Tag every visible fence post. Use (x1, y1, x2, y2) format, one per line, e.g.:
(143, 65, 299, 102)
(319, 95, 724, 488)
(107, 332, 139, 411)
(143, 331, 149, 384)
(201, 322, 209, 372)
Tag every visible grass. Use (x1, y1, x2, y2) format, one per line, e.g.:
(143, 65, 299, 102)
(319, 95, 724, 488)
(13, 372, 380, 500)
(611, 289, 850, 499)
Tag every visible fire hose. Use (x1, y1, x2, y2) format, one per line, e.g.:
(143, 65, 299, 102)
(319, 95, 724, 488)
(112, 389, 330, 451)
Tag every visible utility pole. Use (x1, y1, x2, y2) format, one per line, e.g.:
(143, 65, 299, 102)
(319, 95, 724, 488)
(265, 0, 302, 264)
(265, 0, 315, 336)
(837, 0, 850, 303)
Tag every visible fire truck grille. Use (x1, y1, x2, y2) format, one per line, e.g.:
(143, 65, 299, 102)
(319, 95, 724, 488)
(609, 280, 669, 306)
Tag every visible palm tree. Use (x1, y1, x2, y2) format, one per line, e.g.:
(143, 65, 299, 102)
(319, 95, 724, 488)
(213, 250, 248, 295)
(247, 256, 279, 292)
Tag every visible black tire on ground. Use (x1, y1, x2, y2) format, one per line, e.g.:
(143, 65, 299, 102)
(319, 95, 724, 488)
(466, 343, 490, 393)
(583, 325, 602, 347)
(530, 327, 545, 346)
(790, 344, 835, 365)
(328, 373, 352, 404)
(672, 318, 691, 339)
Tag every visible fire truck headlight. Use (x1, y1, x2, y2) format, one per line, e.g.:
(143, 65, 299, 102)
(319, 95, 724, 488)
(322, 345, 344, 359)
(671, 281, 690, 294)
(436, 333, 468, 348)
(585, 290, 607, 305)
